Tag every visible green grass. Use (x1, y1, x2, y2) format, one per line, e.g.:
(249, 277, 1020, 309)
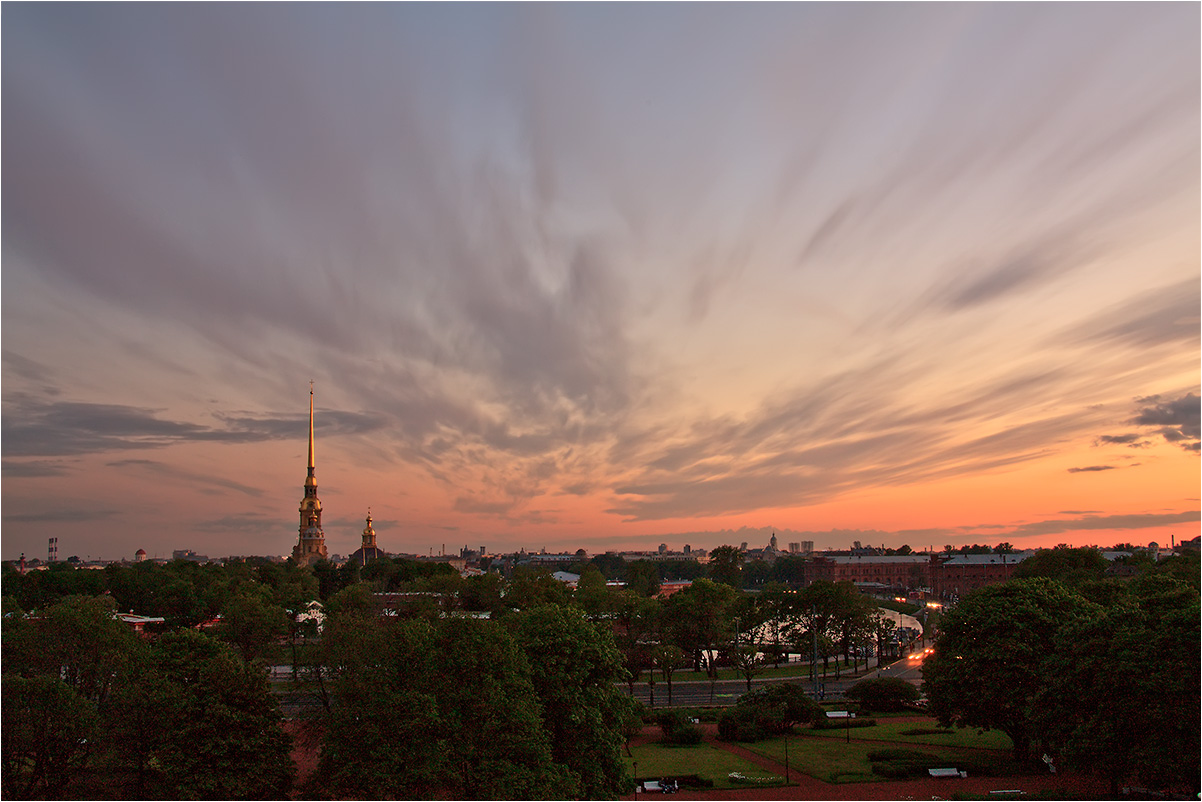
(800, 718, 1013, 750)
(624, 742, 785, 790)
(744, 737, 895, 783)
(735, 715, 1019, 785)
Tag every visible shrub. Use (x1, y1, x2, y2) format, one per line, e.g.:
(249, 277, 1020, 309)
(812, 716, 877, 730)
(655, 709, 703, 745)
(717, 707, 764, 742)
(844, 677, 921, 712)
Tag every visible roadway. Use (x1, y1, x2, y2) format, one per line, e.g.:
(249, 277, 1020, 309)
(624, 648, 932, 708)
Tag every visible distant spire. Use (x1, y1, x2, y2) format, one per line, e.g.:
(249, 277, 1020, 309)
(307, 382, 315, 472)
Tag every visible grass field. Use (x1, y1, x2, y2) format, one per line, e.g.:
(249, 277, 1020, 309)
(801, 718, 1013, 750)
(624, 742, 785, 790)
(734, 716, 1020, 785)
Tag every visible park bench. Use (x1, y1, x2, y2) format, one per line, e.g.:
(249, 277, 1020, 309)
(928, 768, 967, 778)
(640, 781, 662, 792)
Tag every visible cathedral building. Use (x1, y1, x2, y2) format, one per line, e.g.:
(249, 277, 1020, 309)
(348, 511, 388, 566)
(292, 386, 328, 566)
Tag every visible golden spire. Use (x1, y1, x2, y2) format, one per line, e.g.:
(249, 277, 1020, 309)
(305, 382, 316, 487)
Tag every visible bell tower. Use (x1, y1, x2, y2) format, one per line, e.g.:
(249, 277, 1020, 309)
(292, 384, 328, 566)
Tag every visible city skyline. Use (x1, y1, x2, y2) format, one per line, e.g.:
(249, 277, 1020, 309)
(3, 4, 1199, 562)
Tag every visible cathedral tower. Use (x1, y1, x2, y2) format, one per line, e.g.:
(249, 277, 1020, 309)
(292, 385, 328, 566)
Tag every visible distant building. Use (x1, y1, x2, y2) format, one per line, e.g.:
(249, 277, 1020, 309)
(134, 548, 147, 562)
(292, 386, 328, 567)
(809, 554, 931, 590)
(928, 552, 1034, 599)
(347, 512, 388, 566)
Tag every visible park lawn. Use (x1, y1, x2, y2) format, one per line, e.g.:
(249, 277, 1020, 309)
(744, 721, 1021, 785)
(743, 737, 896, 783)
(625, 742, 785, 790)
(802, 717, 1013, 750)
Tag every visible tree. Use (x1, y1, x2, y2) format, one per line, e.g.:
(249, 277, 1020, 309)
(311, 614, 575, 800)
(707, 545, 745, 587)
(651, 643, 686, 707)
(505, 567, 571, 611)
(922, 578, 1097, 760)
(612, 591, 659, 696)
(2, 675, 99, 800)
(509, 605, 637, 799)
(663, 579, 737, 702)
(730, 593, 768, 691)
(125, 630, 294, 799)
(573, 566, 614, 618)
(218, 585, 288, 663)
(1032, 577, 1200, 795)
(719, 683, 822, 742)
(306, 615, 447, 798)
(1011, 546, 1107, 587)
(625, 559, 661, 597)
(2, 595, 139, 706)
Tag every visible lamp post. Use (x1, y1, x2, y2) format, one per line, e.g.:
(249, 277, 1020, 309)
(633, 761, 638, 801)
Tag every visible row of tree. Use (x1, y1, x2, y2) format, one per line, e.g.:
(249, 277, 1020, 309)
(922, 573, 1200, 796)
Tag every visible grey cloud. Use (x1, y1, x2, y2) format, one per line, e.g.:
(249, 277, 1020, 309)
(1130, 393, 1200, 451)
(1006, 511, 1200, 538)
(2, 399, 389, 457)
(2, 460, 73, 478)
(3, 507, 118, 523)
(1067, 465, 1117, 473)
(195, 514, 283, 533)
(106, 458, 264, 497)
(1058, 279, 1201, 352)
(1094, 433, 1149, 448)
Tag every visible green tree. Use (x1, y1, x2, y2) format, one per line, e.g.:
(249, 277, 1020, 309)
(218, 585, 288, 663)
(707, 545, 745, 588)
(1033, 577, 1200, 794)
(573, 566, 614, 618)
(663, 579, 737, 702)
(1012, 546, 1107, 587)
(1, 675, 99, 800)
(127, 630, 294, 799)
(505, 567, 571, 611)
(625, 559, 661, 597)
(2, 595, 139, 705)
(311, 614, 574, 800)
(307, 615, 450, 798)
(922, 577, 1098, 760)
(509, 605, 637, 798)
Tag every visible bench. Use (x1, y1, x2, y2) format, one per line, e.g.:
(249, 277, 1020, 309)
(641, 781, 662, 792)
(928, 768, 967, 778)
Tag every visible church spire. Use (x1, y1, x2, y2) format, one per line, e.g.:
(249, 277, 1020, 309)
(293, 384, 326, 566)
(306, 381, 316, 486)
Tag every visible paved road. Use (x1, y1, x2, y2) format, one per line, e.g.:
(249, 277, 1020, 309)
(624, 659, 885, 708)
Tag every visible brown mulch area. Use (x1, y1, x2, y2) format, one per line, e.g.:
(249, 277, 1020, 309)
(622, 722, 1106, 801)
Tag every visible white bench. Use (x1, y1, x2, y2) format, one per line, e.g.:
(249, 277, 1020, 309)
(641, 781, 662, 792)
(928, 768, 967, 778)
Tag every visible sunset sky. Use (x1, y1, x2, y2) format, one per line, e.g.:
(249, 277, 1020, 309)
(3, 3, 1198, 563)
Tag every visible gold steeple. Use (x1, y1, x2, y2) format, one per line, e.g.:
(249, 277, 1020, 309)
(305, 381, 316, 488)
(362, 510, 376, 550)
(293, 384, 326, 566)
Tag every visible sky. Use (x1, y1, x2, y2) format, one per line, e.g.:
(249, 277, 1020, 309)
(3, 3, 1198, 563)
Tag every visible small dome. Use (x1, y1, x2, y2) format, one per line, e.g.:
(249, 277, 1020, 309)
(135, 548, 147, 555)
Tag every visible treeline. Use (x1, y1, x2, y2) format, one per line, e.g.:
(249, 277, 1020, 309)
(922, 570, 1200, 796)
